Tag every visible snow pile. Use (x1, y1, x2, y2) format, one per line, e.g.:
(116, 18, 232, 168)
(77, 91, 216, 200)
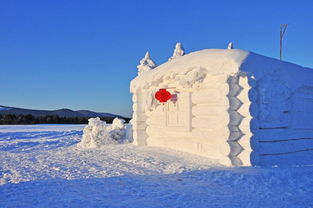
(109, 117, 127, 142)
(168, 42, 185, 61)
(77, 117, 128, 148)
(137, 52, 156, 75)
(178, 66, 208, 88)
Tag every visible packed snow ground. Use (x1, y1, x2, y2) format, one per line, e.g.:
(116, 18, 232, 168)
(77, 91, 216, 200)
(0, 125, 313, 208)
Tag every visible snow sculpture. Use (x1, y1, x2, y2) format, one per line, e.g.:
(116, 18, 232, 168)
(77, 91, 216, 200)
(130, 46, 313, 167)
(77, 117, 127, 149)
(169, 42, 185, 60)
(137, 52, 156, 75)
(227, 42, 233, 49)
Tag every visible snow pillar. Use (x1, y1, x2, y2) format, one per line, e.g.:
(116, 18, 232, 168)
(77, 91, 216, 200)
(227, 75, 253, 166)
(132, 91, 148, 146)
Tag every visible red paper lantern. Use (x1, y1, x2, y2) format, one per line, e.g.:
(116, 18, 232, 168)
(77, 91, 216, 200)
(155, 89, 172, 103)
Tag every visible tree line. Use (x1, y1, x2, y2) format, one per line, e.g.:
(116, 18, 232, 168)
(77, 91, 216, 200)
(0, 114, 130, 125)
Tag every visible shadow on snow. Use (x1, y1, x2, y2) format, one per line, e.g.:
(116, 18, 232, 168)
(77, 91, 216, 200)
(0, 167, 313, 208)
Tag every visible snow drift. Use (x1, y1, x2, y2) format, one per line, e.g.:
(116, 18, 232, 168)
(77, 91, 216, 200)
(77, 117, 129, 148)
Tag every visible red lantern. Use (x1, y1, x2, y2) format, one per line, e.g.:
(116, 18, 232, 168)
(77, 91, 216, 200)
(155, 89, 172, 103)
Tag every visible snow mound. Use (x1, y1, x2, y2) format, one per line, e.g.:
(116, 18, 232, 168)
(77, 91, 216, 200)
(77, 117, 128, 149)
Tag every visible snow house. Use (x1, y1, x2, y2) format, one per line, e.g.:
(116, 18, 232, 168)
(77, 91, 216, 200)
(130, 43, 313, 166)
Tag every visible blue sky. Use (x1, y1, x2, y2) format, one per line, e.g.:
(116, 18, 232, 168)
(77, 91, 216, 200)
(1, 0, 313, 117)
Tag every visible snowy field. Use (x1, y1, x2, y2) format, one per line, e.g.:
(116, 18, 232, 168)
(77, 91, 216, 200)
(0, 125, 313, 208)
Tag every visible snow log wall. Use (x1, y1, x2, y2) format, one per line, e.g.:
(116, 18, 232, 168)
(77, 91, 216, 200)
(132, 73, 253, 166)
(131, 49, 313, 166)
(132, 70, 313, 166)
(247, 65, 313, 166)
(144, 74, 231, 165)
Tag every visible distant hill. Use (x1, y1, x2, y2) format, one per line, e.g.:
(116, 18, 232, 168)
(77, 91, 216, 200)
(0, 105, 123, 118)
(0, 105, 129, 124)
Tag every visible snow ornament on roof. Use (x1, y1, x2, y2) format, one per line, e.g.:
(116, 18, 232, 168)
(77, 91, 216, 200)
(168, 42, 185, 61)
(227, 42, 233, 50)
(137, 51, 156, 75)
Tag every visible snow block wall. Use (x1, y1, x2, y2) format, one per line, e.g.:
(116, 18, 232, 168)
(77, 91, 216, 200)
(190, 75, 231, 165)
(143, 74, 230, 164)
(241, 54, 313, 166)
(130, 48, 313, 166)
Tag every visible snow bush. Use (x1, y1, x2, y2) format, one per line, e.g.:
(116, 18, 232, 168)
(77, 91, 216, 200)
(77, 117, 128, 149)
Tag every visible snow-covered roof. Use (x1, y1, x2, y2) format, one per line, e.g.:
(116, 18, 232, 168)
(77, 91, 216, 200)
(130, 48, 313, 93)
(130, 49, 250, 92)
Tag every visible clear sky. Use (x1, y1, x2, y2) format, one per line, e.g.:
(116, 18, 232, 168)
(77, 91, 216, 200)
(1, 0, 313, 117)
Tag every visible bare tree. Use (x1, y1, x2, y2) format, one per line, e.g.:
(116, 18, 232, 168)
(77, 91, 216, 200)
(280, 24, 288, 61)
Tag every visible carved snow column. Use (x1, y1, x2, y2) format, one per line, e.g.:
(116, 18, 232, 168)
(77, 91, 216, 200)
(248, 77, 260, 166)
(227, 75, 253, 166)
(217, 76, 233, 166)
(132, 89, 148, 146)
